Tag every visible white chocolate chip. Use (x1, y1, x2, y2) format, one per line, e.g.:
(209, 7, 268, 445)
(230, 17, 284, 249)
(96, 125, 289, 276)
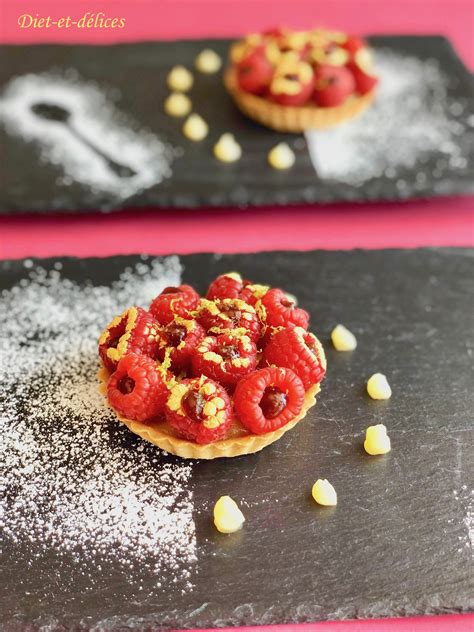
(367, 373, 392, 400)
(195, 49, 222, 74)
(364, 424, 391, 455)
(164, 92, 192, 117)
(167, 65, 193, 92)
(268, 143, 295, 170)
(182, 114, 208, 141)
(311, 479, 337, 506)
(213, 496, 245, 534)
(331, 324, 357, 351)
(214, 133, 242, 163)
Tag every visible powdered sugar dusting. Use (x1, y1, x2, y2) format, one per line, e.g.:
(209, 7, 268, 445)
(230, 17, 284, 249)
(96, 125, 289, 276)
(0, 256, 198, 589)
(305, 50, 473, 187)
(0, 72, 175, 198)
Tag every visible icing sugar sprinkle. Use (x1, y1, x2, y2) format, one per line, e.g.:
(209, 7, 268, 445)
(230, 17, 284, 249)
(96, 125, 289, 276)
(0, 71, 175, 198)
(0, 256, 198, 589)
(305, 50, 473, 188)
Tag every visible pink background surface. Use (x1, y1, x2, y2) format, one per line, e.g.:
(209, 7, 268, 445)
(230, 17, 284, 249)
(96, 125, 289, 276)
(1, 2, 473, 630)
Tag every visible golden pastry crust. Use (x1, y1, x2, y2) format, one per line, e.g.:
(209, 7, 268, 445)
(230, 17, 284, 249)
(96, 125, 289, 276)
(98, 366, 320, 459)
(224, 67, 375, 132)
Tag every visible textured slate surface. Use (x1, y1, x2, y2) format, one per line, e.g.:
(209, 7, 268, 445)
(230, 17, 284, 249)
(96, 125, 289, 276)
(0, 36, 473, 214)
(1, 248, 473, 630)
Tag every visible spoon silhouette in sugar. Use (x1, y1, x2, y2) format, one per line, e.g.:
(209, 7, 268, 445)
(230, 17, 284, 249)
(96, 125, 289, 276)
(30, 102, 137, 178)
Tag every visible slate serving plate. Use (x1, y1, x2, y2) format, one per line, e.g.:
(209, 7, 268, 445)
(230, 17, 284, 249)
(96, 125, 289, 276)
(1, 248, 473, 630)
(0, 35, 473, 215)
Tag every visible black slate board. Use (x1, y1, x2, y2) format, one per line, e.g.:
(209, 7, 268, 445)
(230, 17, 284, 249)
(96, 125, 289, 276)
(0, 36, 473, 214)
(1, 248, 473, 630)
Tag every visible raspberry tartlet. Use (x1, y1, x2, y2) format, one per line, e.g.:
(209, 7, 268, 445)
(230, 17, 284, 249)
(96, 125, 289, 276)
(98, 272, 326, 459)
(224, 27, 378, 132)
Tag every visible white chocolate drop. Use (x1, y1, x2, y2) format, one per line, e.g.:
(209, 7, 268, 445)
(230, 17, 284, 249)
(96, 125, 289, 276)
(183, 113, 209, 141)
(367, 373, 392, 400)
(364, 424, 391, 455)
(268, 143, 296, 170)
(331, 324, 357, 351)
(167, 65, 194, 92)
(312, 479, 337, 506)
(164, 92, 192, 117)
(195, 49, 222, 74)
(214, 133, 242, 163)
(213, 496, 245, 533)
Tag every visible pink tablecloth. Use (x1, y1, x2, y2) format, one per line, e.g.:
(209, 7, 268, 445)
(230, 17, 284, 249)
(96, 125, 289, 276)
(1, 1, 473, 630)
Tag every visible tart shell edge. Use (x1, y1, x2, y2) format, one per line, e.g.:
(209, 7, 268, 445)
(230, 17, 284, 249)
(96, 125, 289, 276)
(98, 367, 320, 459)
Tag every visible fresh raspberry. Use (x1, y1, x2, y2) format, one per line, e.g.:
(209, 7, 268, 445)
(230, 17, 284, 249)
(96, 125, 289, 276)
(156, 317, 205, 371)
(270, 60, 315, 106)
(239, 283, 269, 306)
(236, 48, 274, 94)
(256, 288, 309, 331)
(107, 353, 170, 422)
(98, 306, 160, 373)
(149, 284, 199, 325)
(347, 48, 378, 95)
(348, 63, 378, 95)
(197, 298, 262, 342)
(233, 366, 305, 434)
(206, 272, 246, 301)
(165, 377, 233, 444)
(192, 332, 257, 387)
(341, 35, 365, 55)
(313, 65, 356, 107)
(263, 326, 326, 389)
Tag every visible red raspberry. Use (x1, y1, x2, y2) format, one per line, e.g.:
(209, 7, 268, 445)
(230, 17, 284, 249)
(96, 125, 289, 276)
(98, 306, 160, 373)
(270, 64, 315, 106)
(263, 326, 326, 389)
(347, 48, 378, 95)
(239, 283, 269, 306)
(313, 65, 356, 107)
(165, 377, 233, 444)
(206, 272, 247, 301)
(107, 353, 170, 422)
(233, 366, 305, 435)
(348, 63, 378, 95)
(341, 35, 365, 56)
(197, 298, 262, 342)
(156, 317, 205, 371)
(149, 284, 199, 325)
(192, 332, 257, 387)
(236, 48, 274, 94)
(257, 288, 309, 331)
